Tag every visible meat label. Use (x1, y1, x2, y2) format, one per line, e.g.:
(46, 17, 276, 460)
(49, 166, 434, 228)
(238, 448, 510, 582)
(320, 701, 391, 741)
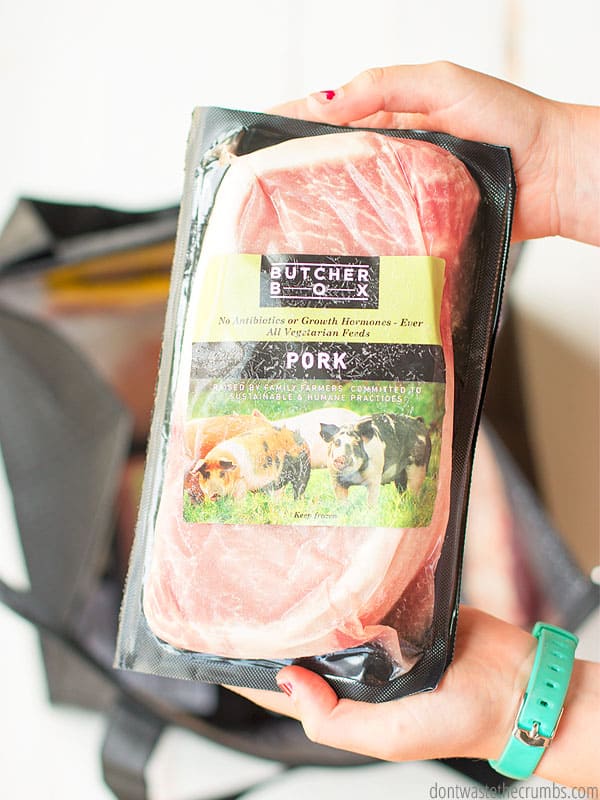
(183, 254, 446, 529)
(260, 254, 380, 309)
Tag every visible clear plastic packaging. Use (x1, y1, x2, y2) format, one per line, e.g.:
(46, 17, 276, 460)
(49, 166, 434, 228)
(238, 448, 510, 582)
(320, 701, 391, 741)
(116, 108, 514, 702)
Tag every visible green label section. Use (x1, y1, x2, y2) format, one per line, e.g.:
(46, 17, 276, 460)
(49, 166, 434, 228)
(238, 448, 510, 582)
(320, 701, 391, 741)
(193, 255, 445, 345)
(183, 380, 443, 529)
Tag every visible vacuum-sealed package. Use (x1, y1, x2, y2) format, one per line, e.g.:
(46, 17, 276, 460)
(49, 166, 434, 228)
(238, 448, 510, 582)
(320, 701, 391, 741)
(116, 108, 515, 702)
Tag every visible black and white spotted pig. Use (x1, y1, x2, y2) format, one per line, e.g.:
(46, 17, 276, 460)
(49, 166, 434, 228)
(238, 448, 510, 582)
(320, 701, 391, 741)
(320, 413, 432, 507)
(186, 425, 311, 503)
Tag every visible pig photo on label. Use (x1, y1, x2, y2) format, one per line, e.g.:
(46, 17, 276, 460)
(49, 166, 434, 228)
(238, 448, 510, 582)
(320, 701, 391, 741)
(182, 382, 442, 528)
(320, 412, 432, 507)
(185, 424, 311, 503)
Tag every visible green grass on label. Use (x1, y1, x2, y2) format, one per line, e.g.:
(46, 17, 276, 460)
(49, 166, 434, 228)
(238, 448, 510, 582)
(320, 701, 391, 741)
(183, 434, 441, 529)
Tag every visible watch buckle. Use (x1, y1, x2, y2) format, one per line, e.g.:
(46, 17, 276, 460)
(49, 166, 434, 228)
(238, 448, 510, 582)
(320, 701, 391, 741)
(512, 694, 564, 749)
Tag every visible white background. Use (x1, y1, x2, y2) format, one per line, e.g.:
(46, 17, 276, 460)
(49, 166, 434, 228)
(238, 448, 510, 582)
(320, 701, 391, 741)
(0, 1, 598, 798)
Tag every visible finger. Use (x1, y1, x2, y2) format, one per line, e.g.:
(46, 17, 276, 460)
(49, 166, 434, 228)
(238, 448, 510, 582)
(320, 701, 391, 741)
(275, 665, 452, 762)
(285, 62, 475, 127)
(267, 63, 451, 124)
(226, 674, 411, 760)
(228, 670, 395, 758)
(276, 665, 340, 741)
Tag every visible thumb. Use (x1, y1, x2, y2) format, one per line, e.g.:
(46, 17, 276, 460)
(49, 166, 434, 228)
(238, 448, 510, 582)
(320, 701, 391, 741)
(271, 62, 481, 128)
(269, 75, 389, 125)
(275, 666, 406, 760)
(276, 665, 340, 745)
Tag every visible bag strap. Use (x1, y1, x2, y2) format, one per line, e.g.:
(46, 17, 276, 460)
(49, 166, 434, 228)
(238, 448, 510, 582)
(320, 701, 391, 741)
(102, 696, 165, 800)
(102, 693, 280, 800)
(0, 580, 45, 627)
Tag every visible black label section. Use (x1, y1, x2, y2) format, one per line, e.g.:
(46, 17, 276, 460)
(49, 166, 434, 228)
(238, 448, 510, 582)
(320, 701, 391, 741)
(260, 254, 380, 309)
(191, 342, 445, 382)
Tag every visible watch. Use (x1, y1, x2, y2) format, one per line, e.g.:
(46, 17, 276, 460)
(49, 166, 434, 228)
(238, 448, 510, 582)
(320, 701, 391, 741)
(489, 622, 578, 781)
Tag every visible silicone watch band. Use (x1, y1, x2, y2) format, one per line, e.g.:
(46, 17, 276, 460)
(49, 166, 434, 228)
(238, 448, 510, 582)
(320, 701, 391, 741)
(489, 622, 578, 781)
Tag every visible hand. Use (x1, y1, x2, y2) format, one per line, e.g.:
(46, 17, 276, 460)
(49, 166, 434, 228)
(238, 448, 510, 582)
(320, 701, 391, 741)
(229, 607, 535, 762)
(271, 62, 599, 246)
(228, 606, 599, 787)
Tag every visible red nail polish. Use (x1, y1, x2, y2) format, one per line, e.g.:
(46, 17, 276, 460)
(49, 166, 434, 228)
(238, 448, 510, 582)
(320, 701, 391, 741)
(310, 90, 340, 105)
(277, 681, 294, 697)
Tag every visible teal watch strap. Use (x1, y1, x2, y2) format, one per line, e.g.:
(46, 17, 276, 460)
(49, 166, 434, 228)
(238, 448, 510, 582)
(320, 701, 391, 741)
(489, 622, 578, 781)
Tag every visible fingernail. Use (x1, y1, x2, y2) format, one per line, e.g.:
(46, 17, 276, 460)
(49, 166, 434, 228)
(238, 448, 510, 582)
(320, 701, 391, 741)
(277, 680, 294, 697)
(311, 89, 338, 104)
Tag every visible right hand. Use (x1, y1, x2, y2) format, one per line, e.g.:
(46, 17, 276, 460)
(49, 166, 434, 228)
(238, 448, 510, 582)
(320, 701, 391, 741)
(272, 62, 599, 246)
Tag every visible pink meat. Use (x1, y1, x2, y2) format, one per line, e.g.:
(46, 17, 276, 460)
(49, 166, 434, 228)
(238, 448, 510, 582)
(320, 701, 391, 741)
(143, 131, 479, 665)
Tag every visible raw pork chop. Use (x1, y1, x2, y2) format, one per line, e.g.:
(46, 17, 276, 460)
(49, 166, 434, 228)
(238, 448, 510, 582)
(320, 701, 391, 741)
(143, 131, 480, 664)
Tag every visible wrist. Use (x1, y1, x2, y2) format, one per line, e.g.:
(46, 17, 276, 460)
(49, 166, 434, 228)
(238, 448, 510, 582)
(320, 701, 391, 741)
(449, 608, 538, 762)
(533, 657, 600, 786)
(488, 623, 586, 785)
(483, 628, 538, 762)
(554, 100, 600, 245)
